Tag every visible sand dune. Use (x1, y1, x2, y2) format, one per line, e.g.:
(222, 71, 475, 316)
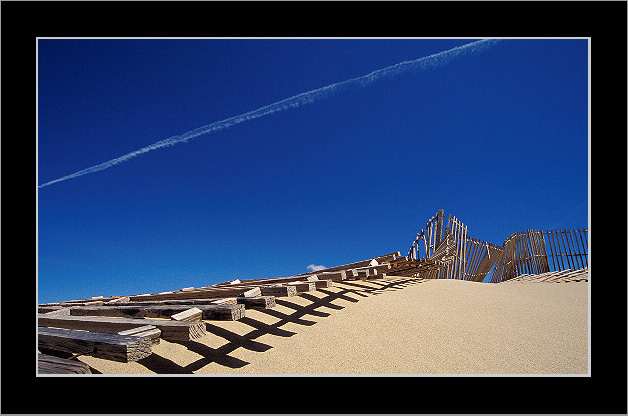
(79, 276, 589, 375)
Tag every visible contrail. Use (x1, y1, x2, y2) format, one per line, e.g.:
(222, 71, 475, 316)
(38, 39, 500, 188)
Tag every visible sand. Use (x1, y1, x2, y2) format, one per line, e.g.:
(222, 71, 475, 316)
(78, 276, 589, 375)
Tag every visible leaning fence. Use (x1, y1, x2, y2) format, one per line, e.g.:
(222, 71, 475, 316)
(409, 210, 588, 283)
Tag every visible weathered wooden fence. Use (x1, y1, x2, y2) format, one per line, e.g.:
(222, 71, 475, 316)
(408, 210, 504, 281)
(488, 228, 588, 283)
(409, 210, 588, 283)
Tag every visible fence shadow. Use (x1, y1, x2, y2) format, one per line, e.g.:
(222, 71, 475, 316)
(136, 277, 427, 374)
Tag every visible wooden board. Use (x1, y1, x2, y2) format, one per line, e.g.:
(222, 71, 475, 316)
(170, 307, 203, 322)
(64, 304, 245, 321)
(38, 327, 152, 363)
(258, 285, 297, 297)
(215, 285, 297, 297)
(106, 296, 131, 304)
(38, 353, 92, 374)
(212, 279, 319, 293)
(39, 306, 71, 314)
(213, 274, 318, 287)
(43, 308, 71, 315)
(38, 314, 207, 341)
(236, 296, 276, 309)
(283, 281, 316, 292)
(311, 280, 332, 289)
(97, 298, 239, 307)
(316, 271, 346, 281)
(128, 286, 260, 302)
(117, 325, 162, 345)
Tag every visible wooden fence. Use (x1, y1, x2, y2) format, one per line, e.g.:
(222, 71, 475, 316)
(408, 211, 504, 281)
(409, 210, 588, 283)
(38, 211, 588, 371)
(488, 228, 588, 283)
(38, 251, 435, 371)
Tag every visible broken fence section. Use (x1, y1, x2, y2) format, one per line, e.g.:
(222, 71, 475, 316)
(408, 210, 588, 283)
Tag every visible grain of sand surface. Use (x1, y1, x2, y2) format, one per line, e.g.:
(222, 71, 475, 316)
(79, 277, 589, 375)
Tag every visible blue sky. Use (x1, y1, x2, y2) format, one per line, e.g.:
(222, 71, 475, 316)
(37, 38, 589, 303)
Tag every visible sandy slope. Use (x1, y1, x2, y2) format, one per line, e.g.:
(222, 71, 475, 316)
(78, 276, 588, 375)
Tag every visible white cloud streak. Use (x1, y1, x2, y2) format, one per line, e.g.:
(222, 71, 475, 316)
(38, 39, 501, 189)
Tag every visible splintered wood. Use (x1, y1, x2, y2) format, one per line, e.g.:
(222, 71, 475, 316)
(38, 354, 92, 374)
(38, 327, 153, 363)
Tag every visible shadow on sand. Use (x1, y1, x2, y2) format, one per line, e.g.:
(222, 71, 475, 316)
(136, 277, 427, 373)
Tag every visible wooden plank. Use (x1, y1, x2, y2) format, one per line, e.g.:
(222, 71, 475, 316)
(465, 238, 480, 280)
(38, 353, 92, 374)
(210, 298, 239, 305)
(365, 272, 386, 280)
(66, 304, 245, 321)
(345, 269, 358, 278)
(38, 314, 206, 341)
(258, 285, 297, 297)
(564, 229, 576, 270)
(355, 266, 384, 274)
(106, 297, 130, 304)
(52, 300, 105, 307)
(569, 229, 584, 269)
(311, 279, 332, 289)
(236, 296, 276, 309)
(40, 293, 124, 306)
(39, 306, 71, 314)
(117, 325, 162, 345)
(44, 308, 71, 315)
(54, 299, 106, 306)
(577, 229, 588, 268)
(526, 230, 539, 274)
(356, 269, 371, 280)
(128, 286, 260, 302)
(462, 225, 468, 280)
(570, 229, 583, 269)
(103, 297, 239, 307)
(559, 230, 570, 270)
(38, 326, 152, 363)
(283, 281, 316, 292)
(170, 307, 203, 322)
(548, 230, 560, 271)
(214, 274, 318, 287)
(342, 269, 363, 280)
(435, 209, 444, 248)
(544, 230, 556, 271)
(216, 283, 300, 297)
(316, 271, 346, 281)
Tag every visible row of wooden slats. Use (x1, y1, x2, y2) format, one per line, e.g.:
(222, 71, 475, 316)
(37, 253, 403, 371)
